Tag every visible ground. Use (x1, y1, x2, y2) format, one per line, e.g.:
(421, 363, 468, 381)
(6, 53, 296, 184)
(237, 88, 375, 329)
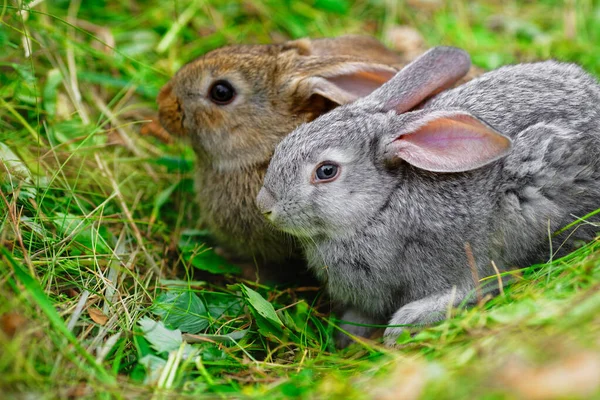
(1, 0, 600, 399)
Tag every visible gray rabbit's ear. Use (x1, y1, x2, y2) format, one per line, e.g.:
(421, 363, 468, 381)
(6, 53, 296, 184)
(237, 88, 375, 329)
(372, 46, 471, 114)
(296, 62, 398, 107)
(384, 112, 512, 173)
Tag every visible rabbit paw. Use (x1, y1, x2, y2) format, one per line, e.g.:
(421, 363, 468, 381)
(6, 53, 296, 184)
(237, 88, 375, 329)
(383, 288, 474, 346)
(383, 320, 413, 348)
(383, 301, 445, 347)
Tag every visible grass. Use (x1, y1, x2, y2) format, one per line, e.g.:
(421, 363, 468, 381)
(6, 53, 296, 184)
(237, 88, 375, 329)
(1, 0, 600, 398)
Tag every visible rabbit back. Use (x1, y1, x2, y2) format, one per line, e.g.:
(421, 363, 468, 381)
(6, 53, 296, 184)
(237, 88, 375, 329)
(427, 61, 600, 139)
(301, 61, 600, 317)
(427, 60, 600, 255)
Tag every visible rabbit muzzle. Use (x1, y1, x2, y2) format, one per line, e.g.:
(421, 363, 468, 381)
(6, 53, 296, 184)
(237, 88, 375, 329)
(157, 82, 186, 137)
(256, 187, 276, 220)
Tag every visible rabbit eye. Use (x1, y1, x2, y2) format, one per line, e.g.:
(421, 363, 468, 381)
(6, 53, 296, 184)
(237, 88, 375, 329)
(209, 80, 236, 105)
(313, 162, 340, 183)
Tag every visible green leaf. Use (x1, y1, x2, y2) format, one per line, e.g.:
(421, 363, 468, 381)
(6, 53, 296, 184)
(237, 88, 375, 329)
(202, 292, 243, 319)
(187, 249, 241, 275)
(138, 318, 197, 363)
(152, 290, 210, 333)
(240, 285, 284, 328)
(178, 230, 241, 274)
(230, 284, 294, 342)
(138, 317, 183, 354)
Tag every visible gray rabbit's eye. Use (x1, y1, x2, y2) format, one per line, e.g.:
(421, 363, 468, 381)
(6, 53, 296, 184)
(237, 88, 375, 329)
(314, 162, 340, 183)
(209, 80, 236, 105)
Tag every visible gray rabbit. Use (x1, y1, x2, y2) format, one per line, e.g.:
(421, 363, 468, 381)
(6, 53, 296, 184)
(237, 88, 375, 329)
(256, 46, 600, 347)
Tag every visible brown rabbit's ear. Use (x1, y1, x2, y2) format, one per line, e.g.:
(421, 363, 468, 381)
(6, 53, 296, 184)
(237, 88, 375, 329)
(283, 35, 404, 118)
(281, 38, 312, 56)
(285, 35, 404, 65)
(294, 61, 398, 116)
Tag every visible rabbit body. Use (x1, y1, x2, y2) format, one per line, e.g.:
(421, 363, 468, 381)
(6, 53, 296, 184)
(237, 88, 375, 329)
(157, 36, 407, 273)
(258, 53, 600, 344)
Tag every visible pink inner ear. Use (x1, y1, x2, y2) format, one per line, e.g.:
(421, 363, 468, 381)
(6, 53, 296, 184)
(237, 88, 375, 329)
(313, 67, 398, 105)
(393, 115, 512, 173)
(327, 70, 396, 98)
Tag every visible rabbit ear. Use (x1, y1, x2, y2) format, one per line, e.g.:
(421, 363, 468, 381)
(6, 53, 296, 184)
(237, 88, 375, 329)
(384, 112, 512, 173)
(371, 46, 471, 114)
(284, 35, 404, 64)
(291, 60, 398, 122)
(285, 36, 403, 118)
(301, 63, 399, 106)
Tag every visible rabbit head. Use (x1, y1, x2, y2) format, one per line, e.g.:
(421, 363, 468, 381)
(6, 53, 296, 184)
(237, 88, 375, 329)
(157, 36, 403, 171)
(259, 110, 511, 237)
(257, 47, 509, 236)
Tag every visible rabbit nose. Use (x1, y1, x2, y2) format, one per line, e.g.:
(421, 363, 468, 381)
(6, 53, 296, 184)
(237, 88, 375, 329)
(157, 82, 186, 137)
(256, 188, 276, 218)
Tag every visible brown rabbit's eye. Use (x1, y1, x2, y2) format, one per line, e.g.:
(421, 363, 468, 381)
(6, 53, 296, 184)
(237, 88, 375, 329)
(209, 80, 236, 105)
(314, 162, 340, 183)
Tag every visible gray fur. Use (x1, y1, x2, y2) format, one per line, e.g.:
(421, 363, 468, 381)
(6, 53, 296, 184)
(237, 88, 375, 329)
(258, 49, 600, 347)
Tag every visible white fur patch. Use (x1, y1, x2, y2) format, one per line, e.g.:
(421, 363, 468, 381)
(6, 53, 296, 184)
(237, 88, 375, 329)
(318, 148, 357, 164)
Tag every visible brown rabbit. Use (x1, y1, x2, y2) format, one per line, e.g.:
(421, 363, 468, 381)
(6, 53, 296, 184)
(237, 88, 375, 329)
(157, 35, 411, 280)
